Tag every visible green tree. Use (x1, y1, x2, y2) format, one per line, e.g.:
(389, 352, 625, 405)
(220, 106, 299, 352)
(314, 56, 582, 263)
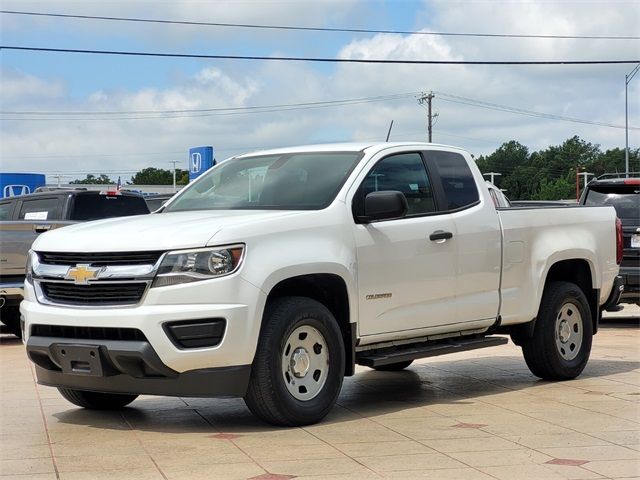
(70, 174, 113, 184)
(533, 177, 575, 200)
(130, 167, 190, 185)
(130, 168, 173, 185)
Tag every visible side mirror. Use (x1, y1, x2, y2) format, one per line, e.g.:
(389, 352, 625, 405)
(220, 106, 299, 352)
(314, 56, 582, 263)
(359, 191, 408, 223)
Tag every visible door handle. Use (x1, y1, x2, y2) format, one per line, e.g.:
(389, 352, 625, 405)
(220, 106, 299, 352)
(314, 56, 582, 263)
(33, 224, 52, 234)
(429, 230, 453, 242)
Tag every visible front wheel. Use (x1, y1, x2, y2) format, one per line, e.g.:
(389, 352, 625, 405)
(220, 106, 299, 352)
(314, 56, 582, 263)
(58, 388, 138, 409)
(522, 281, 593, 380)
(244, 296, 345, 426)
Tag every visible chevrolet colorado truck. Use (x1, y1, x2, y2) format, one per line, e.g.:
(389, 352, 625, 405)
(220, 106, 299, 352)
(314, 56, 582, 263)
(22, 143, 621, 426)
(0, 189, 149, 337)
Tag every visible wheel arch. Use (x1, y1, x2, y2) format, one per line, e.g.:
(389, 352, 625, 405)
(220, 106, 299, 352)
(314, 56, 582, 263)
(541, 258, 600, 335)
(264, 272, 356, 376)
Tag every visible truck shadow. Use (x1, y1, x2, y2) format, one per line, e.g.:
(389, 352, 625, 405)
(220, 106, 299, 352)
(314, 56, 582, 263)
(51, 355, 640, 435)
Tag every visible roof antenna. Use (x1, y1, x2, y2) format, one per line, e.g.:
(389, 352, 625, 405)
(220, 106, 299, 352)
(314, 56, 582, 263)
(385, 120, 394, 142)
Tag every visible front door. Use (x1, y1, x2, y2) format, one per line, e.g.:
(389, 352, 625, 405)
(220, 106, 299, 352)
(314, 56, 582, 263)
(352, 152, 458, 337)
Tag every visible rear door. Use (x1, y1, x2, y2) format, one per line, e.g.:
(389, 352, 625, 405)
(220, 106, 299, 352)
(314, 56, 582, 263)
(424, 150, 502, 324)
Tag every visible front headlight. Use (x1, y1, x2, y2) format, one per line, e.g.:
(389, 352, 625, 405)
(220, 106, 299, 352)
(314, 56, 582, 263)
(152, 245, 244, 288)
(25, 250, 35, 283)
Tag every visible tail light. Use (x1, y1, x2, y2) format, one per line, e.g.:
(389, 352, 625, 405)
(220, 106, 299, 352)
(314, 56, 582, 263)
(616, 217, 623, 265)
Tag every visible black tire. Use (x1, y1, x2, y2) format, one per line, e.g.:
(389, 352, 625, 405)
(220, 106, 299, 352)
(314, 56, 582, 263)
(371, 360, 414, 371)
(244, 296, 345, 426)
(0, 306, 22, 338)
(522, 281, 593, 380)
(57, 388, 138, 409)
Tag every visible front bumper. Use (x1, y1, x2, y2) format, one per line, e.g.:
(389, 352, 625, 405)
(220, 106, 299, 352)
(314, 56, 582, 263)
(27, 336, 250, 397)
(21, 275, 266, 375)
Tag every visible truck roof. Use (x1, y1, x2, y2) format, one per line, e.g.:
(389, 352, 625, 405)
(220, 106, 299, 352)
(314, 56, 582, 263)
(234, 141, 468, 158)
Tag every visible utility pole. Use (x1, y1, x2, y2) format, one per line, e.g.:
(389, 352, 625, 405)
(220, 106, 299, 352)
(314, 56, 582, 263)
(417, 92, 438, 142)
(483, 172, 502, 184)
(168, 161, 179, 193)
(625, 64, 639, 177)
(576, 168, 593, 201)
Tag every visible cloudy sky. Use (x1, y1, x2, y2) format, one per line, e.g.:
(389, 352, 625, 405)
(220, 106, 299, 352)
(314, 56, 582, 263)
(1, 0, 638, 182)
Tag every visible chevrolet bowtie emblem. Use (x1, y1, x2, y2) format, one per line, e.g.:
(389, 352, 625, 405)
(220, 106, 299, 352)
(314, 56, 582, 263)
(65, 264, 101, 285)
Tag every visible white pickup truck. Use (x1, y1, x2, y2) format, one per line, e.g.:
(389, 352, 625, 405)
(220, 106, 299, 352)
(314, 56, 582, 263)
(22, 142, 622, 426)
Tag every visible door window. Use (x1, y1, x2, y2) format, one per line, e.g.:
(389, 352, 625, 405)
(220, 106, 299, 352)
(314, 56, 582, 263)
(0, 201, 15, 220)
(17, 197, 62, 220)
(354, 153, 436, 217)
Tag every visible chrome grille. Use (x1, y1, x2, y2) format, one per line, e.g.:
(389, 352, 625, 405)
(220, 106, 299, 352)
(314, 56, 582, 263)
(37, 251, 164, 266)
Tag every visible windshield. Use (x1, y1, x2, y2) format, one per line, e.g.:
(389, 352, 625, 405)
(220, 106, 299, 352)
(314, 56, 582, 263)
(70, 194, 150, 220)
(584, 186, 640, 221)
(165, 151, 362, 212)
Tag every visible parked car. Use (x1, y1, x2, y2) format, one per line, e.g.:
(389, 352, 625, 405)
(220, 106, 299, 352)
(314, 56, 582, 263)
(0, 189, 150, 336)
(485, 181, 511, 208)
(144, 193, 174, 212)
(22, 143, 620, 426)
(580, 173, 640, 307)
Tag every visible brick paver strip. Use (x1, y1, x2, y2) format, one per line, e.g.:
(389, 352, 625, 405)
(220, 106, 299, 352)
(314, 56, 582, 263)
(209, 433, 242, 440)
(248, 474, 296, 480)
(546, 458, 590, 466)
(453, 422, 488, 429)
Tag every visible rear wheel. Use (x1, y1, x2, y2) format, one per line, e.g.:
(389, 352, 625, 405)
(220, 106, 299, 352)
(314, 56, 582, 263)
(244, 296, 345, 426)
(371, 360, 414, 371)
(57, 388, 138, 409)
(522, 281, 592, 380)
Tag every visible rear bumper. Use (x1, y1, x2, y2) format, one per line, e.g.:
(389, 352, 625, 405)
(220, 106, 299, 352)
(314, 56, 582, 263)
(27, 335, 250, 397)
(619, 265, 640, 304)
(602, 275, 624, 310)
(0, 282, 24, 303)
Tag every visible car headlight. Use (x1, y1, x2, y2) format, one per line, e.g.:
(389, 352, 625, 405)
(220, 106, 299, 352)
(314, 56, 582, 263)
(152, 245, 244, 288)
(25, 250, 35, 283)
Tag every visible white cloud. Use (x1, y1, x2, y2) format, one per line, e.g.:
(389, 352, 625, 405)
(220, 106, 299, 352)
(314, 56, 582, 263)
(0, 0, 638, 182)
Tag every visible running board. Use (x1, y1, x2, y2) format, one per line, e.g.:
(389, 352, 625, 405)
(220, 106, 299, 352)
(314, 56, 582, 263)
(356, 335, 509, 367)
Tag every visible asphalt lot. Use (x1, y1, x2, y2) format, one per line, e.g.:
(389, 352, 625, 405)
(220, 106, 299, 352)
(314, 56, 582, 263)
(1, 305, 639, 480)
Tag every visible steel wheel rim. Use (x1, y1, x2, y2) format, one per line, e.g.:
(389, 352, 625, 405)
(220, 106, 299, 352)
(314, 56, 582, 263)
(281, 325, 329, 401)
(554, 302, 583, 361)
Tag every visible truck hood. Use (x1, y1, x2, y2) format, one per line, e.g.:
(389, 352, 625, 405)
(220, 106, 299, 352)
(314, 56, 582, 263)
(32, 210, 305, 252)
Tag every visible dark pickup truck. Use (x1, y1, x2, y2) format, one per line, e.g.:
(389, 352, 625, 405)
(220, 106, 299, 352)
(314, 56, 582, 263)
(581, 174, 640, 308)
(0, 188, 150, 336)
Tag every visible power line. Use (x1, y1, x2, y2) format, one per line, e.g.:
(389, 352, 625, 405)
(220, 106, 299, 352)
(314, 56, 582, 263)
(3, 87, 636, 132)
(435, 91, 640, 130)
(1, 10, 637, 40)
(0, 93, 417, 118)
(1, 45, 637, 65)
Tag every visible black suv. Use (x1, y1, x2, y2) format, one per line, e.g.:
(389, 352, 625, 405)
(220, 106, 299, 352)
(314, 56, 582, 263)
(581, 174, 640, 307)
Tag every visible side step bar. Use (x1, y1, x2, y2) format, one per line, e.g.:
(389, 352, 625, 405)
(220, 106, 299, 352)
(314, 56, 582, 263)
(356, 335, 509, 368)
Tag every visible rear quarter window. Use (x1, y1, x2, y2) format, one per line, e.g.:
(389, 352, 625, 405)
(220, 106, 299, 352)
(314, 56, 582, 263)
(426, 151, 480, 210)
(17, 197, 62, 220)
(69, 194, 150, 221)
